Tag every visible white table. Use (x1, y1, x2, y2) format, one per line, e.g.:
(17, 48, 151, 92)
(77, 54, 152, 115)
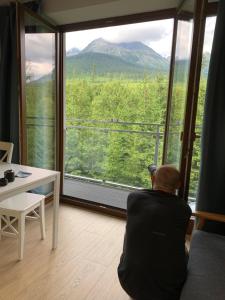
(0, 163, 60, 249)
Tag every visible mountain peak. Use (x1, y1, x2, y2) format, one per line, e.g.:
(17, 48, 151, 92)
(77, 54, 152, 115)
(80, 38, 168, 70)
(118, 41, 149, 51)
(87, 38, 109, 46)
(66, 47, 80, 57)
(94, 38, 107, 42)
(83, 39, 150, 52)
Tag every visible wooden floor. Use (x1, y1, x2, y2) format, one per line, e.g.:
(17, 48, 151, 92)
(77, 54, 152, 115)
(0, 203, 129, 300)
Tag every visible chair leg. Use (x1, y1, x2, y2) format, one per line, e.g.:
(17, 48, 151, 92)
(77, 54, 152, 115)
(18, 213, 25, 261)
(39, 199, 46, 240)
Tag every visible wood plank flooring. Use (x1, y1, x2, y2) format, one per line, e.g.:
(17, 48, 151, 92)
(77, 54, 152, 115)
(0, 203, 129, 300)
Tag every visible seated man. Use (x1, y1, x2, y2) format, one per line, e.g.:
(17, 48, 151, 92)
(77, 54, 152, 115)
(118, 165, 191, 300)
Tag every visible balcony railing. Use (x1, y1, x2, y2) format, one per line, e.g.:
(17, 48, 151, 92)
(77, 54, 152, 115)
(26, 117, 202, 200)
(64, 118, 184, 189)
(65, 119, 166, 165)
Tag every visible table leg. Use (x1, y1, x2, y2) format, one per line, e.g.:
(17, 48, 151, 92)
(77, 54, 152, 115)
(52, 173, 60, 249)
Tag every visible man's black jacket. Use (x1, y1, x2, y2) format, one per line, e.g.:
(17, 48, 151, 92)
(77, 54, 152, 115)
(118, 189, 192, 300)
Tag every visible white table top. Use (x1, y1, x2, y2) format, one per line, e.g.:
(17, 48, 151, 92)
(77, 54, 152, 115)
(0, 163, 60, 201)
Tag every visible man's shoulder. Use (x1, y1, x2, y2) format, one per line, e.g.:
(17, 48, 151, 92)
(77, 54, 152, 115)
(127, 189, 156, 210)
(128, 189, 169, 202)
(128, 189, 153, 201)
(128, 189, 151, 196)
(127, 190, 191, 215)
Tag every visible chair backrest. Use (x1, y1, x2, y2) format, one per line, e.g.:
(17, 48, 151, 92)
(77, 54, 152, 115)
(0, 141, 14, 163)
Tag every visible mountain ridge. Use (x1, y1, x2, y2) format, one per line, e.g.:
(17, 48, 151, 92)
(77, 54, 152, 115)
(66, 38, 169, 76)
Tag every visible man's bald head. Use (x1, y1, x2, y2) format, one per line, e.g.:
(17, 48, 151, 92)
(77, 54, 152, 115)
(153, 165, 180, 194)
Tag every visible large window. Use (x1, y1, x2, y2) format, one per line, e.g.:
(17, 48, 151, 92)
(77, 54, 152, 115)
(18, 1, 217, 210)
(64, 19, 174, 203)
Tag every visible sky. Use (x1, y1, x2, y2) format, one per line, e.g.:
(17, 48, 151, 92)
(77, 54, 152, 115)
(203, 17, 216, 53)
(66, 19, 174, 58)
(25, 17, 216, 80)
(25, 33, 55, 80)
(66, 17, 216, 58)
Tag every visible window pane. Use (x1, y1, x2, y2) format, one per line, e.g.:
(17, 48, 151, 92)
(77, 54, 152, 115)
(189, 17, 216, 204)
(24, 13, 56, 170)
(165, 19, 193, 166)
(64, 20, 173, 207)
(24, 13, 56, 194)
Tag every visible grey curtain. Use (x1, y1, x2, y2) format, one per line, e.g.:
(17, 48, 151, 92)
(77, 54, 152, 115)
(197, 0, 225, 235)
(0, 5, 19, 163)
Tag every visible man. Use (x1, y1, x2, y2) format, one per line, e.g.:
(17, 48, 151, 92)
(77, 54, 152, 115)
(118, 165, 192, 300)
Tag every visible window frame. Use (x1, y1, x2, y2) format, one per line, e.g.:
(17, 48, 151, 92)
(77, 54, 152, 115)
(17, 0, 218, 216)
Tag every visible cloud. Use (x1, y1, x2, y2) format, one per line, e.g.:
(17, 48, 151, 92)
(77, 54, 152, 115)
(26, 61, 54, 81)
(203, 17, 216, 53)
(107, 21, 171, 44)
(66, 19, 174, 57)
(175, 20, 193, 59)
(25, 33, 55, 79)
(25, 33, 55, 64)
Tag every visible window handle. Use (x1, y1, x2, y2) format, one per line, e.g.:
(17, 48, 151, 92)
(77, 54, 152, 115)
(180, 132, 201, 142)
(193, 132, 201, 140)
(180, 131, 183, 141)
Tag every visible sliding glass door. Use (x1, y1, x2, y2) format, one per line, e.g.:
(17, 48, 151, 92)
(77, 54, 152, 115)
(63, 19, 174, 208)
(16, 1, 217, 210)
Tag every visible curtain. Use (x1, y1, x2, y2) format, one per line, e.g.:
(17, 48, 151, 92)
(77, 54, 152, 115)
(0, 5, 19, 163)
(197, 0, 225, 235)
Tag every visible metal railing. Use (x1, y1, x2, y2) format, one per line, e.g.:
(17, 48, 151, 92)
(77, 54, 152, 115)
(25, 116, 202, 199)
(65, 119, 167, 165)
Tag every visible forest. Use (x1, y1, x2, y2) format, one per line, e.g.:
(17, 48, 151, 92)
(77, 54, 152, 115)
(64, 73, 206, 199)
(25, 56, 207, 201)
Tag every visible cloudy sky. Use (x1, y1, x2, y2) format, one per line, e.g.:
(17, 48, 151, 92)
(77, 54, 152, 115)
(66, 19, 174, 58)
(25, 33, 55, 80)
(25, 17, 216, 80)
(66, 17, 216, 58)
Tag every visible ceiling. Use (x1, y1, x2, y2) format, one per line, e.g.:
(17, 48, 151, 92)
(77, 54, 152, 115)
(0, 0, 218, 25)
(42, 0, 178, 25)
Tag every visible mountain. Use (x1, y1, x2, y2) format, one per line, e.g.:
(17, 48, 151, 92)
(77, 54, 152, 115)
(66, 52, 157, 78)
(66, 47, 80, 57)
(65, 38, 170, 77)
(30, 41, 210, 84)
(80, 38, 169, 71)
(118, 41, 150, 51)
(34, 39, 170, 82)
(172, 53, 210, 82)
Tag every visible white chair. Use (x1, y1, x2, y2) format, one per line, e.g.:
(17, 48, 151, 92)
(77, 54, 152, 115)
(0, 193, 45, 260)
(0, 141, 14, 163)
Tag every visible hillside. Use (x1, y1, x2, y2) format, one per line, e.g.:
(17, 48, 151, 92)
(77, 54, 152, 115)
(66, 52, 168, 78)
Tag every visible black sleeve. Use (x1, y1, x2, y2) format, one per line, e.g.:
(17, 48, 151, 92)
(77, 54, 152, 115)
(127, 192, 141, 214)
(127, 192, 135, 211)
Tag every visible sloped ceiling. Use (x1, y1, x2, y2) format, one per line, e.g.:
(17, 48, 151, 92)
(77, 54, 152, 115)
(42, 0, 179, 25)
(0, 0, 218, 25)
